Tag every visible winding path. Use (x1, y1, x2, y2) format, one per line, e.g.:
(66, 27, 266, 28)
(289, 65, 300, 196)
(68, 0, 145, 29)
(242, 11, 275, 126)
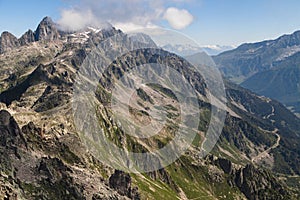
(252, 103, 281, 163)
(265, 105, 275, 119)
(251, 128, 280, 163)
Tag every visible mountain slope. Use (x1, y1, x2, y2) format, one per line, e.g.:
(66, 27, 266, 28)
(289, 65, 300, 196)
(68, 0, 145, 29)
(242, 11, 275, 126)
(241, 52, 300, 116)
(0, 17, 299, 199)
(213, 30, 300, 115)
(213, 30, 300, 83)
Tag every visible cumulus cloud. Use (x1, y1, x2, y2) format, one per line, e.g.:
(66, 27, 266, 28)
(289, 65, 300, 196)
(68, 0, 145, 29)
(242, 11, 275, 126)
(114, 22, 159, 33)
(58, 9, 98, 31)
(163, 7, 194, 29)
(57, 0, 194, 31)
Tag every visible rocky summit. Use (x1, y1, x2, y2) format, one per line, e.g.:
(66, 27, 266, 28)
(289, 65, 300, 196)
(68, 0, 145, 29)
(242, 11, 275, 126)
(0, 17, 299, 199)
(0, 31, 20, 54)
(0, 17, 60, 55)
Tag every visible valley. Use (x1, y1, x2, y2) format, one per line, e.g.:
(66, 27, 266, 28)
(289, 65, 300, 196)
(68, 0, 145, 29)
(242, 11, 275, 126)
(0, 16, 299, 200)
(213, 31, 300, 116)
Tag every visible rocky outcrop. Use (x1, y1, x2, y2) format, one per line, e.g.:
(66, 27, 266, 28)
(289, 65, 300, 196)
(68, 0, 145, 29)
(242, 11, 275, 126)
(109, 170, 140, 199)
(34, 16, 60, 41)
(148, 168, 179, 191)
(0, 17, 61, 54)
(233, 164, 292, 200)
(204, 155, 293, 199)
(19, 29, 35, 45)
(0, 111, 140, 199)
(217, 157, 234, 174)
(0, 110, 26, 150)
(0, 31, 20, 54)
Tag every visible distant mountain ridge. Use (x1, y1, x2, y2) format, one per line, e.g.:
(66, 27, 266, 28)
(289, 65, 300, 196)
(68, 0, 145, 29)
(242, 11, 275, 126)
(213, 30, 300, 82)
(213, 30, 300, 116)
(161, 43, 234, 56)
(201, 45, 235, 55)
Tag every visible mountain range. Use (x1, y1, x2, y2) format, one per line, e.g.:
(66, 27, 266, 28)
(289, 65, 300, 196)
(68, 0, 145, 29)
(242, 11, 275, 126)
(213, 30, 300, 117)
(0, 17, 299, 199)
(0, 17, 60, 54)
(161, 44, 234, 56)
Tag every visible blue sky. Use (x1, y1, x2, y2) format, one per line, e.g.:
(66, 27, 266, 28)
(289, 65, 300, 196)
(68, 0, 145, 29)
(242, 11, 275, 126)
(1, 0, 300, 46)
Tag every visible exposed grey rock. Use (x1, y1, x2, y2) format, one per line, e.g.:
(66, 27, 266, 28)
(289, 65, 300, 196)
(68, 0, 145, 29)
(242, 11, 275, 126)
(207, 165, 225, 183)
(233, 164, 292, 200)
(217, 157, 233, 174)
(0, 17, 60, 54)
(109, 170, 140, 200)
(148, 168, 179, 191)
(0, 31, 20, 54)
(0, 111, 136, 199)
(0, 110, 26, 149)
(34, 16, 60, 41)
(19, 29, 35, 45)
(129, 33, 157, 48)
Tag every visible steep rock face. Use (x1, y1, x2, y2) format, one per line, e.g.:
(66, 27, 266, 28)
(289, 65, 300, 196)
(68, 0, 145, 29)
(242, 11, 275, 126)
(109, 170, 140, 199)
(34, 16, 60, 41)
(0, 110, 26, 150)
(205, 156, 293, 200)
(0, 111, 82, 199)
(234, 164, 291, 200)
(0, 110, 136, 199)
(0, 17, 61, 54)
(0, 31, 20, 54)
(217, 158, 233, 174)
(19, 29, 35, 45)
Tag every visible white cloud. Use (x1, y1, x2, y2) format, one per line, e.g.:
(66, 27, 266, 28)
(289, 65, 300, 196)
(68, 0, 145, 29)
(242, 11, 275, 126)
(58, 9, 97, 31)
(114, 22, 159, 32)
(57, 0, 194, 31)
(163, 7, 194, 30)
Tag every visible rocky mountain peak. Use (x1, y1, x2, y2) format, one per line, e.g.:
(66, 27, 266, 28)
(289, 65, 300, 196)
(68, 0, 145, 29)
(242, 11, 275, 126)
(0, 31, 20, 54)
(34, 16, 60, 41)
(41, 16, 53, 24)
(0, 17, 60, 54)
(0, 17, 115, 54)
(19, 29, 35, 45)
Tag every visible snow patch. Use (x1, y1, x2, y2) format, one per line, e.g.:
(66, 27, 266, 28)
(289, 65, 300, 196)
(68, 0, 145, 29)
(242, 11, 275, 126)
(276, 45, 300, 61)
(246, 46, 263, 53)
(67, 27, 102, 43)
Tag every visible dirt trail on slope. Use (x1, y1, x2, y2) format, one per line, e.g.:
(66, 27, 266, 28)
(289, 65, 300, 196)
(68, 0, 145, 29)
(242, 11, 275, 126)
(251, 128, 280, 163)
(252, 104, 280, 163)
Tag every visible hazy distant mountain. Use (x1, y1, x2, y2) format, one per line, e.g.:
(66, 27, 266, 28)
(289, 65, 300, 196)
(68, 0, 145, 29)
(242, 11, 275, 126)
(213, 30, 300, 83)
(161, 44, 234, 56)
(241, 52, 300, 116)
(213, 30, 300, 116)
(201, 45, 235, 55)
